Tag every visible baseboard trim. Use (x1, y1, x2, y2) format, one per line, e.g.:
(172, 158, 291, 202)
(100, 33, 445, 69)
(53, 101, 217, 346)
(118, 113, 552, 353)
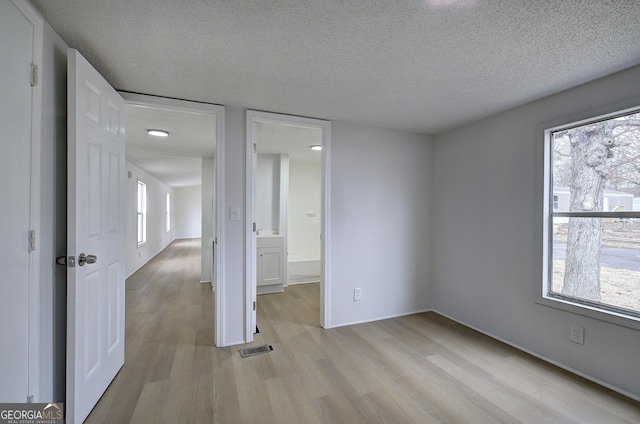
(287, 280, 320, 286)
(126, 239, 174, 279)
(324, 308, 432, 330)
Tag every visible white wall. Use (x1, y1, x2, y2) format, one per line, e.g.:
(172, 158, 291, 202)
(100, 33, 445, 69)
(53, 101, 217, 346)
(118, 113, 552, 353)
(256, 154, 280, 233)
(328, 122, 432, 327)
(175, 185, 202, 239)
(201, 157, 215, 282)
(288, 159, 321, 263)
(220, 106, 246, 345)
(432, 65, 640, 399)
(125, 161, 175, 277)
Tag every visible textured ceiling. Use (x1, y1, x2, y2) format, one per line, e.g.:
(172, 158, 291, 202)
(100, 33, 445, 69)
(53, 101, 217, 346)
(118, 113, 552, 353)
(32, 0, 640, 134)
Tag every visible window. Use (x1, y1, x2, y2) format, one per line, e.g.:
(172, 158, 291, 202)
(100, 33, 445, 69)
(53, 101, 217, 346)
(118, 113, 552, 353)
(165, 192, 171, 232)
(137, 180, 147, 245)
(544, 107, 640, 322)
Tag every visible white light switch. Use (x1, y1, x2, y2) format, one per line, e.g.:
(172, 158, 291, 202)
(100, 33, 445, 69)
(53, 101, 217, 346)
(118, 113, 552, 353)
(229, 207, 240, 221)
(353, 288, 362, 301)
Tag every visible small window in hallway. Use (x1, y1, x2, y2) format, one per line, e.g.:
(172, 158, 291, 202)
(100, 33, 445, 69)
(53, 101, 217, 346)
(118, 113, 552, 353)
(137, 180, 147, 245)
(165, 192, 171, 232)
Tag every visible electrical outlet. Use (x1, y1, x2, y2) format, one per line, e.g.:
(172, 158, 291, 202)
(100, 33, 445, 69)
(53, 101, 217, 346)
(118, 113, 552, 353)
(353, 288, 362, 301)
(570, 325, 584, 344)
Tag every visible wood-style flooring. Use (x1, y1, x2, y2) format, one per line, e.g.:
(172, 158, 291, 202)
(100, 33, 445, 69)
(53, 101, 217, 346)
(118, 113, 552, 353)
(85, 238, 640, 423)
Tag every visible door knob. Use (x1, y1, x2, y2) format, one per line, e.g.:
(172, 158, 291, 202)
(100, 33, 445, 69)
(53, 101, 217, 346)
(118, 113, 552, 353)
(78, 253, 97, 266)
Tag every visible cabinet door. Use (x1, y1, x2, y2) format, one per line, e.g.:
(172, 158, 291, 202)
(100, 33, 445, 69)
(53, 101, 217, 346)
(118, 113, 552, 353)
(258, 247, 284, 286)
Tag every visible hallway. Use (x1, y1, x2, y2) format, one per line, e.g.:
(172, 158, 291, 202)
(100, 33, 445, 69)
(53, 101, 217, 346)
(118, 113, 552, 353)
(86, 238, 215, 423)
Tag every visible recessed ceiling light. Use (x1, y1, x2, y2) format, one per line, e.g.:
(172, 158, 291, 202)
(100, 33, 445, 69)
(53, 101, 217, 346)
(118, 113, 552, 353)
(310, 145, 322, 151)
(147, 129, 169, 137)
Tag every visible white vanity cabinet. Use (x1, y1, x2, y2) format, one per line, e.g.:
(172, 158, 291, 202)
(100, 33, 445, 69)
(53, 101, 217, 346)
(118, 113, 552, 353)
(257, 236, 286, 294)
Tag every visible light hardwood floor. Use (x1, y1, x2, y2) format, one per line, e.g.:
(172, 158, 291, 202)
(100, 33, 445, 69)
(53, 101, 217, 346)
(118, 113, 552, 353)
(85, 239, 640, 423)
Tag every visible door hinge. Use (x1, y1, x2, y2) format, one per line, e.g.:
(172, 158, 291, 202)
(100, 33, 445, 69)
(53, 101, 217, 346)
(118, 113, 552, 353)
(30, 63, 38, 87)
(27, 395, 34, 403)
(253, 301, 256, 311)
(28, 230, 36, 252)
(253, 222, 257, 232)
(253, 143, 257, 154)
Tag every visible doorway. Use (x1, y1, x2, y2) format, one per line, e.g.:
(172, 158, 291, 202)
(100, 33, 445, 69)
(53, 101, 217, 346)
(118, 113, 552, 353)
(246, 111, 331, 341)
(119, 93, 225, 346)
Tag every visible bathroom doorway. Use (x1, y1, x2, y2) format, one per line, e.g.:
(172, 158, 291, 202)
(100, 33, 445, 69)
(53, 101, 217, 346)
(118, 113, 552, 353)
(245, 111, 331, 340)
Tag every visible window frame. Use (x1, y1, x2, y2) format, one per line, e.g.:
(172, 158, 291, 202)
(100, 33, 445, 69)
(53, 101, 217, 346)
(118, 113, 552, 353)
(137, 179, 147, 246)
(539, 100, 640, 330)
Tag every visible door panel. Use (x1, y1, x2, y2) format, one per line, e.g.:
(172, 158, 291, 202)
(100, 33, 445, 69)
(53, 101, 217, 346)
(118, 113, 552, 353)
(67, 49, 125, 424)
(258, 247, 284, 286)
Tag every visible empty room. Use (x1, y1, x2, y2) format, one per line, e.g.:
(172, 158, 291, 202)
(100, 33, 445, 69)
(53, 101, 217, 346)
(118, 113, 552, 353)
(1, 0, 640, 422)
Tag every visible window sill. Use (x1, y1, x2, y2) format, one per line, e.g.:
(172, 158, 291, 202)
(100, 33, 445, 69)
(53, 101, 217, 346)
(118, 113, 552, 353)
(536, 294, 640, 331)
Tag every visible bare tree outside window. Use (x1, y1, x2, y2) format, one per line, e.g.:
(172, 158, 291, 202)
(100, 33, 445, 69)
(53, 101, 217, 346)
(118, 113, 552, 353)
(549, 111, 640, 316)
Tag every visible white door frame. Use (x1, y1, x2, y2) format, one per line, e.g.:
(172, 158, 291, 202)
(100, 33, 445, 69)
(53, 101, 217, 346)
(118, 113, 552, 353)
(118, 92, 226, 347)
(4, 0, 43, 402)
(245, 111, 331, 341)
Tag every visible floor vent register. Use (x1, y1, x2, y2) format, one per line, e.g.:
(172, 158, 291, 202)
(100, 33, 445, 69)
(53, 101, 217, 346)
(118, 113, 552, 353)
(239, 344, 273, 358)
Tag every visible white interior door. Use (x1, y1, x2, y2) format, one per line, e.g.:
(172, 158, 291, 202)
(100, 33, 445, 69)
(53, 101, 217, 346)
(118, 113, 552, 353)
(0, 0, 35, 402)
(66, 49, 126, 424)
